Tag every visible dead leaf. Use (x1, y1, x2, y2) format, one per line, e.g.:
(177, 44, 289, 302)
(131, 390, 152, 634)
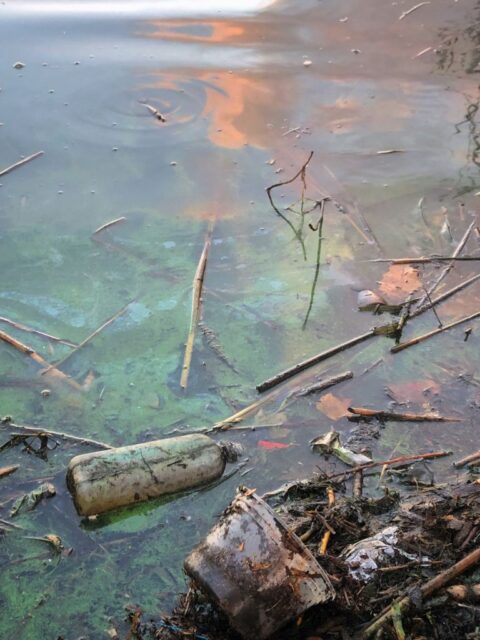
(316, 393, 352, 420)
(378, 265, 420, 303)
(387, 379, 440, 404)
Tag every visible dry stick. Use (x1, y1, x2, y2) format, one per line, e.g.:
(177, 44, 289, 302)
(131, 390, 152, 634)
(319, 487, 335, 555)
(279, 370, 353, 410)
(454, 450, 480, 468)
(93, 216, 127, 235)
(0, 151, 44, 178)
(353, 470, 363, 498)
(398, 1, 430, 20)
(0, 465, 19, 480)
(0, 316, 76, 347)
(0, 329, 82, 390)
(416, 220, 475, 310)
(369, 256, 480, 264)
(392, 310, 480, 354)
(180, 228, 212, 390)
(2, 422, 113, 449)
(410, 272, 480, 318)
(347, 407, 461, 422)
(41, 301, 132, 375)
(361, 545, 480, 639)
(327, 450, 451, 481)
(266, 151, 314, 261)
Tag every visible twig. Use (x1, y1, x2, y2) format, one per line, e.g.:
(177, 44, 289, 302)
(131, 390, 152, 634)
(413, 46, 433, 59)
(399, 1, 430, 20)
(327, 450, 451, 481)
(279, 370, 353, 410)
(353, 470, 363, 498)
(361, 545, 480, 638)
(266, 151, 314, 261)
(93, 217, 127, 235)
(376, 149, 405, 155)
(416, 220, 475, 310)
(0, 151, 44, 178)
(454, 450, 480, 468)
(319, 487, 335, 554)
(2, 421, 113, 449)
(256, 330, 374, 393)
(368, 256, 480, 264)
(0, 316, 76, 347)
(0, 329, 81, 390)
(256, 270, 480, 394)
(180, 227, 212, 390)
(347, 407, 460, 422)
(0, 465, 19, 480)
(42, 301, 132, 374)
(303, 200, 326, 329)
(0, 517, 23, 530)
(142, 103, 167, 122)
(392, 310, 480, 353)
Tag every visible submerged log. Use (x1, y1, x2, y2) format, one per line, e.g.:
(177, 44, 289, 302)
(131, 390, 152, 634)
(67, 434, 226, 516)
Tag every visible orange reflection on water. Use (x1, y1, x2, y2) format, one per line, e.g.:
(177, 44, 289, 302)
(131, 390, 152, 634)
(145, 19, 245, 45)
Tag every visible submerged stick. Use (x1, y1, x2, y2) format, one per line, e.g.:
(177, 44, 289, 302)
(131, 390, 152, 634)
(266, 151, 314, 261)
(347, 407, 460, 422)
(42, 301, 132, 375)
(303, 200, 326, 329)
(0, 316, 76, 347)
(369, 255, 480, 264)
(319, 487, 335, 555)
(180, 228, 212, 390)
(2, 421, 113, 449)
(256, 330, 374, 393)
(328, 450, 451, 481)
(392, 310, 480, 353)
(279, 370, 353, 410)
(93, 216, 127, 235)
(361, 545, 480, 639)
(0, 329, 81, 389)
(0, 151, 44, 178)
(416, 220, 475, 310)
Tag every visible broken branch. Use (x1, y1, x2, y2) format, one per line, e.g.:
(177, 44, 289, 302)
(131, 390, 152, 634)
(93, 216, 127, 235)
(392, 310, 480, 353)
(1, 421, 113, 449)
(180, 227, 212, 390)
(0, 151, 44, 178)
(347, 407, 460, 422)
(0, 316, 76, 347)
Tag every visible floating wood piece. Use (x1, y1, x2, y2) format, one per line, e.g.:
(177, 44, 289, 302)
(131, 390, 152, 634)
(1, 421, 113, 450)
(353, 470, 363, 498)
(180, 227, 213, 390)
(392, 310, 480, 354)
(369, 255, 480, 264)
(416, 220, 475, 310)
(0, 465, 19, 480)
(42, 301, 132, 375)
(93, 216, 127, 235)
(143, 103, 167, 122)
(362, 545, 480, 638)
(413, 46, 433, 59)
(0, 316, 76, 347)
(398, 1, 430, 20)
(0, 151, 44, 178)
(454, 450, 480, 468)
(347, 407, 461, 422)
(256, 271, 480, 396)
(375, 149, 405, 155)
(256, 331, 374, 393)
(327, 450, 451, 481)
(0, 329, 81, 390)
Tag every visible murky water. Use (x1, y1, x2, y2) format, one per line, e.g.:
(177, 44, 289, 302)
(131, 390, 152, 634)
(1, 0, 480, 637)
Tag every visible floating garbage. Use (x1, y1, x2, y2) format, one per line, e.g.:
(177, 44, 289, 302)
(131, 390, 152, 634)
(184, 488, 335, 640)
(310, 429, 372, 466)
(67, 434, 230, 516)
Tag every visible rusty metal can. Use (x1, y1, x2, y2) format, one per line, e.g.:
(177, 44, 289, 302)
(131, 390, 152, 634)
(184, 489, 335, 639)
